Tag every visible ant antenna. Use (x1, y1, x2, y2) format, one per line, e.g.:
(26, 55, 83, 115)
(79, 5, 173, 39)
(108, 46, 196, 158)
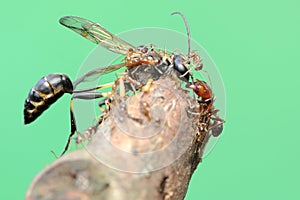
(171, 12, 191, 58)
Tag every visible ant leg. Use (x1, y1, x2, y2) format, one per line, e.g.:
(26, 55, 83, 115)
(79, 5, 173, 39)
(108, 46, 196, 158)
(190, 51, 203, 71)
(139, 78, 154, 120)
(208, 120, 225, 137)
(126, 75, 141, 93)
(119, 76, 126, 98)
(179, 66, 194, 80)
(114, 75, 144, 124)
(142, 78, 153, 93)
(153, 65, 163, 74)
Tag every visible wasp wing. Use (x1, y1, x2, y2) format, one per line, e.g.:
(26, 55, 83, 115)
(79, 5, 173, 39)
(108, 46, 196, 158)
(59, 16, 135, 55)
(73, 63, 126, 88)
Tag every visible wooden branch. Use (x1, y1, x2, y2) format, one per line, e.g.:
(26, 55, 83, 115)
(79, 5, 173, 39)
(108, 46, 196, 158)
(26, 76, 205, 200)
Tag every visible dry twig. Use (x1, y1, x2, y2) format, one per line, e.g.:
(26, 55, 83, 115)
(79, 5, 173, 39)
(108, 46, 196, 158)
(26, 75, 206, 200)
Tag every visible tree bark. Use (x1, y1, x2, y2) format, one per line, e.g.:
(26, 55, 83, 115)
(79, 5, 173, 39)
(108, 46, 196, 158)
(26, 76, 205, 200)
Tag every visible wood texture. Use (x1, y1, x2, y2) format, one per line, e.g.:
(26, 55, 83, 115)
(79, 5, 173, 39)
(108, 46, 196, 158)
(26, 76, 205, 200)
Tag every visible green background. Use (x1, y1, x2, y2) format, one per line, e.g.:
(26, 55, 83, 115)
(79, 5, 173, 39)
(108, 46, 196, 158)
(1, 0, 299, 199)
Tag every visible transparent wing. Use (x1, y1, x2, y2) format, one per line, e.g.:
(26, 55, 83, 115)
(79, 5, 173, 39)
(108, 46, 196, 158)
(60, 16, 135, 55)
(73, 63, 126, 88)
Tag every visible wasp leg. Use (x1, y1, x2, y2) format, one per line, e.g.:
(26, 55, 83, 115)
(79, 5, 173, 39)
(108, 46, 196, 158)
(73, 63, 126, 88)
(60, 99, 77, 156)
(60, 90, 112, 156)
(73, 82, 115, 93)
(98, 98, 108, 108)
(73, 91, 111, 100)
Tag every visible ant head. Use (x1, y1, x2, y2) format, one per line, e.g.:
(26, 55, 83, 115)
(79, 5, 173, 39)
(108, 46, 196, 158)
(136, 45, 149, 53)
(187, 79, 212, 101)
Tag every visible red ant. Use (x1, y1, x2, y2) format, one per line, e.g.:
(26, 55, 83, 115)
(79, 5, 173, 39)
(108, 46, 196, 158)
(186, 79, 224, 137)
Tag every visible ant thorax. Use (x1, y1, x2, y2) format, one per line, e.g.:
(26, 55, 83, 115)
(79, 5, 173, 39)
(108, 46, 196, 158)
(125, 45, 162, 67)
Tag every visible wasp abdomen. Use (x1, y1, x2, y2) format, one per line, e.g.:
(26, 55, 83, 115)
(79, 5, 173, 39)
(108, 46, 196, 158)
(24, 74, 73, 124)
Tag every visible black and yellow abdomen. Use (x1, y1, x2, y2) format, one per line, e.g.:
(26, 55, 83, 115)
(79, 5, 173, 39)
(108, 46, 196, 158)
(24, 74, 73, 124)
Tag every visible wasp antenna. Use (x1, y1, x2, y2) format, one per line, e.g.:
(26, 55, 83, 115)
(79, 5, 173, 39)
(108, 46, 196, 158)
(171, 12, 191, 58)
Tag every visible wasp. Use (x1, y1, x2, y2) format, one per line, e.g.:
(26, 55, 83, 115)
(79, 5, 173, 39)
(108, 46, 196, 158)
(24, 12, 205, 156)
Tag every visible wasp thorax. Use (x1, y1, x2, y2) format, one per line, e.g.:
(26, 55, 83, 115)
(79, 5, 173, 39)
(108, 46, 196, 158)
(173, 55, 190, 81)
